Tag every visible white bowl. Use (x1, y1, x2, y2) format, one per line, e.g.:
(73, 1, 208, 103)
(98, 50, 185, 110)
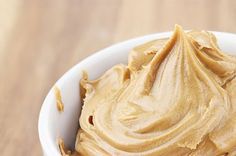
(38, 31, 236, 156)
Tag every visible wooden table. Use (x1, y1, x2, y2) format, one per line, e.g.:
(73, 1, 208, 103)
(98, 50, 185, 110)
(1, 0, 236, 155)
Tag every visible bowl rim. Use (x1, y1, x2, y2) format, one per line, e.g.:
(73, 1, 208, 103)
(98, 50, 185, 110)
(38, 31, 236, 156)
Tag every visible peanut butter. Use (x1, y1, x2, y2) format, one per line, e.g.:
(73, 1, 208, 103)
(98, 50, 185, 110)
(75, 25, 236, 156)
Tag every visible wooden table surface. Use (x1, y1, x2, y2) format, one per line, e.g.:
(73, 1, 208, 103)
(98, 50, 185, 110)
(1, 0, 236, 155)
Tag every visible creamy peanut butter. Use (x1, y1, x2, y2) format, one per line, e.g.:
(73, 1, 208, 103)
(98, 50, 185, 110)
(75, 25, 236, 156)
(54, 86, 64, 112)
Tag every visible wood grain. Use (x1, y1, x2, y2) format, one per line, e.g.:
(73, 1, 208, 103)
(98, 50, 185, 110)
(1, 0, 236, 155)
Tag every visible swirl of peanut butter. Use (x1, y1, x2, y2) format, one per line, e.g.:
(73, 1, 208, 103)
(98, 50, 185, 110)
(75, 25, 236, 156)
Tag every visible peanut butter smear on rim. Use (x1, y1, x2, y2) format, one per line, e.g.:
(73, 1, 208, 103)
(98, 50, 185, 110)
(54, 86, 64, 112)
(74, 25, 236, 156)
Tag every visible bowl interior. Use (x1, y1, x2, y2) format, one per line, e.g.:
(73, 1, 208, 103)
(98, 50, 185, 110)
(38, 31, 236, 156)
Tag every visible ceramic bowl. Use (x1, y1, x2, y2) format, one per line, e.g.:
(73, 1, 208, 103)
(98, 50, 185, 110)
(38, 31, 236, 156)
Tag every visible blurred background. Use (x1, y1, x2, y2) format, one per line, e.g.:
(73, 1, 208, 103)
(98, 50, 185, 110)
(1, 0, 236, 155)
